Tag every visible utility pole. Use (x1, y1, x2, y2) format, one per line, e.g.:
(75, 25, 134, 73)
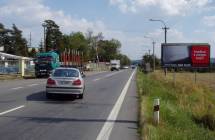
(149, 19, 169, 74)
(144, 36, 156, 71)
(149, 19, 169, 43)
(29, 32, 32, 48)
(42, 23, 46, 52)
(163, 27, 169, 43)
(94, 36, 99, 63)
(40, 38, 44, 52)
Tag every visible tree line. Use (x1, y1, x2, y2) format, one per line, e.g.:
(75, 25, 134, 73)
(0, 20, 130, 65)
(0, 23, 28, 56)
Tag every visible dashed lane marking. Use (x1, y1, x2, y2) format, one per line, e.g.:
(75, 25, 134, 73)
(27, 84, 39, 87)
(93, 78, 101, 82)
(10, 87, 24, 90)
(0, 105, 25, 116)
(93, 71, 123, 82)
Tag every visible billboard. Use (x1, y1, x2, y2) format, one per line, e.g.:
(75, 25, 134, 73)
(161, 43, 210, 68)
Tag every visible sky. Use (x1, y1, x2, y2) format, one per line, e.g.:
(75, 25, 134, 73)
(1, 0, 215, 60)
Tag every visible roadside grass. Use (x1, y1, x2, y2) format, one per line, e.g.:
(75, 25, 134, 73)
(137, 70, 215, 140)
(0, 74, 22, 80)
(0, 74, 37, 80)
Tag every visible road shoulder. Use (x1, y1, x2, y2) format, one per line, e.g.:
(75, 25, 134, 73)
(109, 71, 139, 140)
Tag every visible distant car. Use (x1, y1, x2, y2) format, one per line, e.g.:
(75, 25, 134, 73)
(46, 67, 85, 99)
(122, 66, 129, 69)
(131, 65, 136, 69)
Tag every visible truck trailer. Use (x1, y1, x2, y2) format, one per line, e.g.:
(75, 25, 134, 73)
(34, 51, 60, 78)
(110, 59, 120, 71)
(34, 50, 83, 78)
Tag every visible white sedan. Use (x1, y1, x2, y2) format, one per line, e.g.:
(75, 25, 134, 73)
(46, 67, 85, 99)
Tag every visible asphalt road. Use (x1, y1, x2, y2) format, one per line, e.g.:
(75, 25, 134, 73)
(0, 69, 138, 140)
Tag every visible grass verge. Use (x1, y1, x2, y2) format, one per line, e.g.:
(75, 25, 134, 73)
(0, 74, 22, 80)
(137, 70, 215, 140)
(0, 74, 36, 80)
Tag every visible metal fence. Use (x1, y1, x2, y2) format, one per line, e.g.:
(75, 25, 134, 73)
(0, 60, 109, 76)
(0, 60, 19, 74)
(24, 60, 35, 76)
(85, 62, 110, 71)
(0, 60, 35, 76)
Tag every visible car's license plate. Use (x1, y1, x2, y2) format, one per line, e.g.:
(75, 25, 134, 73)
(59, 81, 70, 85)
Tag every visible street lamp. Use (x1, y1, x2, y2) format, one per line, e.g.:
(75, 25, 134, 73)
(42, 23, 47, 52)
(144, 36, 156, 71)
(149, 19, 169, 43)
(94, 36, 99, 63)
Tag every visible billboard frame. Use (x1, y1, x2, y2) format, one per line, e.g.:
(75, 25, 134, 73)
(161, 43, 210, 69)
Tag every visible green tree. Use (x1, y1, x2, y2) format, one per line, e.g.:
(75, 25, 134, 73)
(62, 32, 89, 61)
(70, 32, 88, 60)
(28, 48, 37, 58)
(43, 20, 62, 52)
(117, 54, 131, 66)
(11, 24, 28, 56)
(0, 23, 4, 48)
(38, 39, 44, 52)
(0, 23, 14, 54)
(97, 39, 121, 61)
(142, 54, 160, 67)
(85, 30, 96, 62)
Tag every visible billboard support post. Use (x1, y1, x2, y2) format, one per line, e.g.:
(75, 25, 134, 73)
(173, 70, 176, 86)
(152, 41, 155, 71)
(194, 70, 197, 84)
(165, 69, 167, 76)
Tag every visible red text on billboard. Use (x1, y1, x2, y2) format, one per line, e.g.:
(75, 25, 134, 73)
(191, 45, 210, 67)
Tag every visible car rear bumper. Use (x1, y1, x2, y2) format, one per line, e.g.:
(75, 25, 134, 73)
(46, 87, 84, 94)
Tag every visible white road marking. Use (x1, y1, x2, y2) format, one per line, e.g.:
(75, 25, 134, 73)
(93, 71, 108, 75)
(0, 105, 25, 116)
(10, 87, 24, 90)
(93, 78, 101, 82)
(27, 84, 39, 87)
(86, 71, 108, 77)
(93, 71, 123, 82)
(96, 70, 136, 140)
(104, 71, 122, 78)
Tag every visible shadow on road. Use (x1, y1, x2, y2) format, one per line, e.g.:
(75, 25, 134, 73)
(0, 115, 138, 124)
(26, 91, 77, 103)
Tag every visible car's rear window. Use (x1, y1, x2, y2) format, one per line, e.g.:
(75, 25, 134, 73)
(53, 69, 79, 77)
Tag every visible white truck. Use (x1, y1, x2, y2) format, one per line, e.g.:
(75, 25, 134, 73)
(110, 60, 120, 71)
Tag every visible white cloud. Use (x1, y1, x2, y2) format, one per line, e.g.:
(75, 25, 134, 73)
(110, 0, 210, 16)
(0, 0, 106, 34)
(203, 16, 215, 27)
(110, 0, 137, 13)
(0, 0, 115, 55)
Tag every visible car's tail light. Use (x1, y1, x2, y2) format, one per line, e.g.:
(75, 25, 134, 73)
(73, 79, 81, 85)
(47, 78, 56, 85)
